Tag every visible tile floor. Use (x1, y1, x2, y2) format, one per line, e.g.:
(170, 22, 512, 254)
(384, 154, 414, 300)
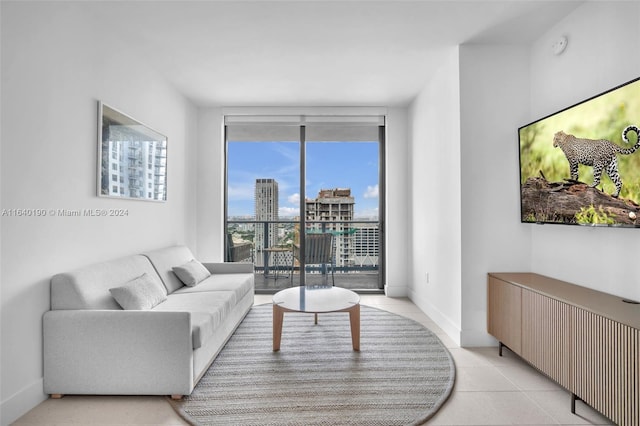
(14, 295, 614, 425)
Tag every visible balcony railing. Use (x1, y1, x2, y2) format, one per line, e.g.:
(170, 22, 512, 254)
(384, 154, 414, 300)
(226, 219, 381, 292)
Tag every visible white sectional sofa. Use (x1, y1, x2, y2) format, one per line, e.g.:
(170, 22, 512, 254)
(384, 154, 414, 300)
(43, 245, 254, 399)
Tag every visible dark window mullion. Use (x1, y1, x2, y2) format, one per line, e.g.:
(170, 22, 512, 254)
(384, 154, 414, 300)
(299, 125, 306, 286)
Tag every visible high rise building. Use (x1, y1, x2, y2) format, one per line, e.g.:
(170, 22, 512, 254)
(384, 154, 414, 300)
(254, 178, 279, 266)
(305, 188, 354, 268)
(104, 139, 167, 200)
(353, 225, 379, 267)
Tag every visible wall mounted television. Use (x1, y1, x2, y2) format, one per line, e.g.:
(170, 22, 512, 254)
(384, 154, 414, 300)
(519, 77, 640, 227)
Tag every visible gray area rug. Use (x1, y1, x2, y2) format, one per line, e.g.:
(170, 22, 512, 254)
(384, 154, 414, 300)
(169, 303, 455, 425)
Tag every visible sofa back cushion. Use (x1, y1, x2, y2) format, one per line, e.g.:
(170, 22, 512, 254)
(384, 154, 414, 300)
(143, 245, 195, 294)
(51, 255, 164, 310)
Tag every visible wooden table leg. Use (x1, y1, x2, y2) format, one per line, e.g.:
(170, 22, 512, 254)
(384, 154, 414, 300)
(349, 304, 360, 351)
(273, 304, 284, 351)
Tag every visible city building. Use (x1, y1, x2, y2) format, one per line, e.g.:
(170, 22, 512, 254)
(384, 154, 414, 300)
(305, 188, 355, 268)
(254, 178, 279, 266)
(353, 224, 379, 267)
(103, 139, 167, 200)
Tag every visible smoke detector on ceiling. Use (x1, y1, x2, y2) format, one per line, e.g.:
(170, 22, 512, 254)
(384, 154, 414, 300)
(552, 36, 568, 55)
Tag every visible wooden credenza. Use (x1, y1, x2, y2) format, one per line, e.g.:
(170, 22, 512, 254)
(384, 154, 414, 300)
(487, 273, 639, 425)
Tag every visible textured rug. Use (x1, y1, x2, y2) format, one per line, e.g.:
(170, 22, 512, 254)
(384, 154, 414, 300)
(169, 304, 455, 426)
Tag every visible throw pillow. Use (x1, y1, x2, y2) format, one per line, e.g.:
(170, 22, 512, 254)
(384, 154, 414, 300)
(172, 259, 211, 287)
(109, 273, 167, 310)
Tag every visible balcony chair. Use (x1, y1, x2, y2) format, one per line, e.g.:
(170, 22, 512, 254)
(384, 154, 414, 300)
(226, 233, 253, 263)
(291, 232, 335, 286)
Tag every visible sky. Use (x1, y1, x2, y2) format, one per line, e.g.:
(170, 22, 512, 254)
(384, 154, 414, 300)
(227, 141, 379, 219)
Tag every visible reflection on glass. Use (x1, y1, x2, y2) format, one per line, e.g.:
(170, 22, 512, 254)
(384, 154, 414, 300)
(99, 103, 167, 201)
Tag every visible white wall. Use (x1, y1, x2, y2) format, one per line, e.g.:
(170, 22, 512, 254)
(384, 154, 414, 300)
(0, 0, 3, 422)
(384, 107, 410, 296)
(196, 108, 225, 261)
(528, 2, 640, 302)
(0, 3, 197, 424)
(458, 44, 532, 346)
(407, 48, 463, 343)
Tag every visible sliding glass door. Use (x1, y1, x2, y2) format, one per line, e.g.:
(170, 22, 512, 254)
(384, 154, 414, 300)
(225, 116, 384, 293)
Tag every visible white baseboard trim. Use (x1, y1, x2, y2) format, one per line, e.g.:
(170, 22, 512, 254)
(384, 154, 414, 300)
(1, 378, 46, 426)
(384, 284, 408, 298)
(407, 289, 461, 346)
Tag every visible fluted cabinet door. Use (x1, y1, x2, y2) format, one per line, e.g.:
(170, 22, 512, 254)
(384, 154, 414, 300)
(571, 308, 639, 426)
(521, 289, 571, 390)
(487, 276, 522, 354)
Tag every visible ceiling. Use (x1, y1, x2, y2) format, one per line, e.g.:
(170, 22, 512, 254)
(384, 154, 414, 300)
(93, 1, 583, 107)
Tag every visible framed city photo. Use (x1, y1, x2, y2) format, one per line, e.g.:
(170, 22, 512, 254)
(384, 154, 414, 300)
(98, 102, 167, 201)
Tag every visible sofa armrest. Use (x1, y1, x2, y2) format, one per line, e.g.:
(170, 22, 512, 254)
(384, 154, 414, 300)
(203, 262, 254, 274)
(43, 310, 194, 396)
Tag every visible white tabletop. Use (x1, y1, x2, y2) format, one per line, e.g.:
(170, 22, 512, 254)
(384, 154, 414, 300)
(273, 286, 360, 313)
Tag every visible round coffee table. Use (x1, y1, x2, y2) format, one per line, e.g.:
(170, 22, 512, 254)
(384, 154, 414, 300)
(272, 286, 360, 351)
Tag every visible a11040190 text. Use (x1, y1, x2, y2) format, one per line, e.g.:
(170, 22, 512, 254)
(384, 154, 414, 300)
(1, 208, 129, 217)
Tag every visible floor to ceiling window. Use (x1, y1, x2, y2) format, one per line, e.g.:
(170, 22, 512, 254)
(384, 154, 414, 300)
(225, 115, 385, 293)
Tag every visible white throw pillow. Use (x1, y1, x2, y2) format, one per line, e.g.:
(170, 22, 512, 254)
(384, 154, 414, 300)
(172, 259, 211, 287)
(109, 273, 167, 310)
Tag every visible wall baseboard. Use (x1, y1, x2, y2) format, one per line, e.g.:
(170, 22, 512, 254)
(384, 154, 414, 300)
(1, 378, 46, 426)
(384, 283, 408, 298)
(408, 289, 461, 346)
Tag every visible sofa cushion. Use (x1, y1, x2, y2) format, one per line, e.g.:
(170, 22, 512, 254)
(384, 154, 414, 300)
(173, 273, 253, 305)
(172, 259, 211, 287)
(143, 246, 195, 294)
(109, 273, 167, 310)
(51, 255, 165, 310)
(152, 291, 236, 349)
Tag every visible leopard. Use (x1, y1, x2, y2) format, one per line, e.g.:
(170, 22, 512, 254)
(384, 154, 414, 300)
(553, 125, 640, 198)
